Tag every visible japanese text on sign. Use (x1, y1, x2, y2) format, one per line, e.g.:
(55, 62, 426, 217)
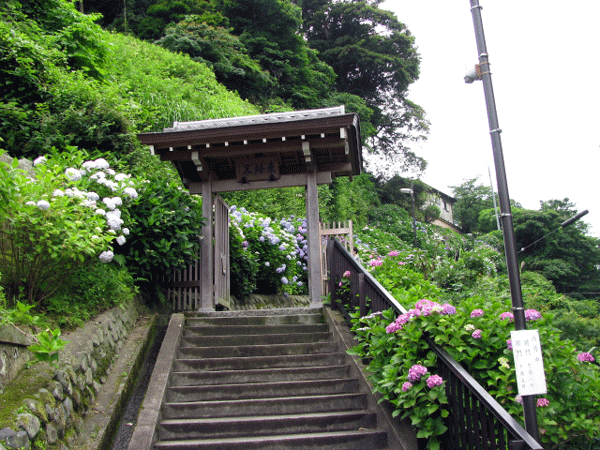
(511, 329, 547, 396)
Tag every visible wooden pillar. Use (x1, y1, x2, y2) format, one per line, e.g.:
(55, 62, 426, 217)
(200, 175, 214, 311)
(306, 164, 323, 307)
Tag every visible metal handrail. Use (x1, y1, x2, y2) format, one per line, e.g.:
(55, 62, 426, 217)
(326, 238, 543, 450)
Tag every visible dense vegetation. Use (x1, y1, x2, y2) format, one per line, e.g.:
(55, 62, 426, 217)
(1, 1, 600, 448)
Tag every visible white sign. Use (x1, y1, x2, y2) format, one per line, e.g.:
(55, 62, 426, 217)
(510, 330, 547, 396)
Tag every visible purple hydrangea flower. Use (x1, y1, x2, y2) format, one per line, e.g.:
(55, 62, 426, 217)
(507, 339, 513, 350)
(385, 322, 402, 333)
(407, 364, 428, 382)
(426, 375, 444, 388)
(472, 329, 482, 339)
(388, 250, 400, 257)
(281, 277, 289, 285)
(525, 309, 542, 321)
(577, 352, 595, 362)
(470, 309, 484, 318)
(441, 304, 457, 315)
(401, 382, 413, 392)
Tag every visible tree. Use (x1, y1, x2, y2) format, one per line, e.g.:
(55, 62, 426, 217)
(515, 201, 600, 296)
(450, 177, 497, 233)
(156, 16, 273, 102)
(300, 0, 428, 169)
(219, 0, 336, 109)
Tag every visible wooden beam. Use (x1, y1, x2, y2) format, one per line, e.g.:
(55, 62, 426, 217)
(188, 172, 333, 194)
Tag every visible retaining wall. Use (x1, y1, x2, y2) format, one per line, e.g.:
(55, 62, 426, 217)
(0, 301, 140, 450)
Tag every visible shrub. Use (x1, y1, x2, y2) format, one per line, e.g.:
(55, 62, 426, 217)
(349, 290, 600, 449)
(0, 150, 137, 305)
(229, 207, 308, 298)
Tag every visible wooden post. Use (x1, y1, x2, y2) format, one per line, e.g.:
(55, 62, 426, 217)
(306, 164, 323, 307)
(200, 175, 214, 311)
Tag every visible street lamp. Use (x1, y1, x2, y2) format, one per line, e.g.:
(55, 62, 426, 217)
(400, 187, 418, 248)
(466, 0, 540, 441)
(518, 210, 589, 254)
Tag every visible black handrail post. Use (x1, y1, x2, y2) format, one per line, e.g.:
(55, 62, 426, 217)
(358, 273, 367, 317)
(468, 0, 540, 441)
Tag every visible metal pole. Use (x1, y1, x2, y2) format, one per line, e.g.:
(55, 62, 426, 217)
(410, 181, 417, 248)
(468, 0, 540, 442)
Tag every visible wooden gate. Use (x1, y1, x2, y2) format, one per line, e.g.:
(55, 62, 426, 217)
(165, 242, 202, 312)
(166, 196, 230, 311)
(213, 195, 230, 308)
(320, 220, 353, 294)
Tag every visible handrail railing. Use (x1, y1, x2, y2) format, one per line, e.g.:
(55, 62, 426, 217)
(326, 238, 544, 450)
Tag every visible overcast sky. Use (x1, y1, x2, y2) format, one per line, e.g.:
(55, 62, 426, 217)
(381, 0, 600, 237)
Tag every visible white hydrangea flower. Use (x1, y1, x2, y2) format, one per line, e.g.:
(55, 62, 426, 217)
(114, 173, 129, 182)
(93, 158, 110, 170)
(116, 235, 126, 246)
(33, 156, 47, 166)
(80, 200, 96, 208)
(99, 250, 114, 263)
(36, 200, 50, 210)
(123, 187, 138, 199)
(90, 171, 106, 180)
(95, 208, 106, 216)
(122, 228, 130, 236)
(86, 192, 100, 201)
(53, 189, 65, 197)
(65, 168, 82, 181)
(26, 201, 36, 206)
(111, 197, 123, 207)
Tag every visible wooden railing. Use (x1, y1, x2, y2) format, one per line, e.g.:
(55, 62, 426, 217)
(326, 238, 544, 450)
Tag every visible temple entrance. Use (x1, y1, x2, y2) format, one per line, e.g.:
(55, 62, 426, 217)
(138, 106, 362, 311)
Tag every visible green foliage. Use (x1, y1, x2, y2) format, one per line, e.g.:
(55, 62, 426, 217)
(46, 263, 137, 329)
(156, 17, 273, 103)
(27, 328, 69, 367)
(229, 207, 308, 298)
(350, 288, 600, 449)
(0, 151, 136, 305)
(120, 174, 205, 286)
(450, 177, 498, 233)
(1, 300, 42, 328)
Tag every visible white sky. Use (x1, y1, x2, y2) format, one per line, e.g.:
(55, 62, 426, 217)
(381, 0, 600, 237)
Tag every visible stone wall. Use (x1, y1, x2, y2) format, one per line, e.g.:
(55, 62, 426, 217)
(0, 301, 139, 450)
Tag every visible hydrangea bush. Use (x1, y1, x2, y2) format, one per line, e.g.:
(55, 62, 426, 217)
(229, 206, 309, 298)
(0, 151, 138, 304)
(347, 250, 600, 450)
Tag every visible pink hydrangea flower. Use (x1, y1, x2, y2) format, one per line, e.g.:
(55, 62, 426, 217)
(507, 339, 513, 350)
(470, 309, 484, 318)
(536, 398, 550, 407)
(343, 270, 351, 277)
(386, 322, 403, 333)
(401, 382, 413, 392)
(577, 352, 595, 362)
(387, 250, 400, 257)
(426, 375, 444, 388)
(515, 395, 523, 405)
(472, 329, 482, 339)
(369, 259, 383, 267)
(407, 364, 428, 382)
(500, 311, 514, 321)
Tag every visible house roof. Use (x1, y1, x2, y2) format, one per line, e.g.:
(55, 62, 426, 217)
(137, 106, 362, 191)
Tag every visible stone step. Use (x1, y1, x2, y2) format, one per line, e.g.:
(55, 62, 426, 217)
(166, 378, 359, 402)
(170, 364, 350, 386)
(157, 410, 378, 441)
(183, 323, 329, 336)
(153, 429, 388, 450)
(179, 331, 333, 348)
(185, 313, 324, 328)
(161, 393, 369, 419)
(177, 341, 338, 359)
(172, 352, 347, 372)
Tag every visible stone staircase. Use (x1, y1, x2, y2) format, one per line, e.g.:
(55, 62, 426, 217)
(146, 308, 391, 450)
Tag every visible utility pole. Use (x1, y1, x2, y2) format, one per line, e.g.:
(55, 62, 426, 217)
(467, 0, 540, 441)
